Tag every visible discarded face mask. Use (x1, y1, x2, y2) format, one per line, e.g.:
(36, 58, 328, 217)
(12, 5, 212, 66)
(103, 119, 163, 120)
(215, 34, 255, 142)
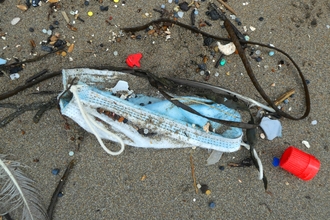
(58, 68, 249, 155)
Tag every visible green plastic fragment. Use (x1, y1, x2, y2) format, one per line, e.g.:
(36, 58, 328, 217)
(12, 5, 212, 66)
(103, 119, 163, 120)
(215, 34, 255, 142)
(220, 58, 226, 66)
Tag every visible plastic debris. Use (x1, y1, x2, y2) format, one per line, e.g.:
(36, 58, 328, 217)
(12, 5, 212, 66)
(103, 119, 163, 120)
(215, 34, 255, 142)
(279, 146, 320, 180)
(0, 58, 7, 65)
(206, 150, 223, 166)
(259, 117, 282, 140)
(68, 151, 74, 156)
(126, 53, 143, 68)
(311, 120, 317, 125)
(10, 73, 20, 80)
(11, 17, 21, 25)
(88, 11, 93, 17)
(209, 202, 216, 208)
(272, 157, 280, 167)
(52, 168, 60, 175)
(32, 0, 40, 7)
(216, 42, 236, 55)
(269, 51, 275, 56)
(302, 140, 311, 149)
(177, 11, 184, 18)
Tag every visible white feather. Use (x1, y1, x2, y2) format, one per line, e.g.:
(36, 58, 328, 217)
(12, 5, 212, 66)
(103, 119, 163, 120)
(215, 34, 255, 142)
(0, 155, 48, 220)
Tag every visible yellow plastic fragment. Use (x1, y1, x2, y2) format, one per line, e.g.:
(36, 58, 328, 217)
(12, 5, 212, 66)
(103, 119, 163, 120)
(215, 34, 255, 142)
(88, 11, 93, 17)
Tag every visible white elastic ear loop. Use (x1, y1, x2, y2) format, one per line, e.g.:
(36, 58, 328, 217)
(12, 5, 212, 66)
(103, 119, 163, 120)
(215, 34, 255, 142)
(70, 85, 125, 156)
(241, 142, 263, 180)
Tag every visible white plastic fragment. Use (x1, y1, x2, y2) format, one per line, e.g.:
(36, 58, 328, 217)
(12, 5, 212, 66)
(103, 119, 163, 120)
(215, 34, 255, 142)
(11, 17, 21, 25)
(206, 150, 224, 166)
(326, 25, 330, 29)
(69, 151, 74, 156)
(177, 11, 184, 18)
(259, 117, 282, 140)
(110, 80, 130, 94)
(243, 26, 247, 32)
(302, 140, 311, 149)
(249, 26, 256, 31)
(311, 120, 317, 125)
(10, 73, 20, 80)
(216, 42, 236, 56)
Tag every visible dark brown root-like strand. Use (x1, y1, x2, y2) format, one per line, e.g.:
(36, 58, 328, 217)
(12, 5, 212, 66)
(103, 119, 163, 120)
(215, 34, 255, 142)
(47, 159, 75, 220)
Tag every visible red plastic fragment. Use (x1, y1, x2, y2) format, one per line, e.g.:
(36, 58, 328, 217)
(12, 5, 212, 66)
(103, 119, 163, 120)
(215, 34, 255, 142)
(126, 53, 143, 68)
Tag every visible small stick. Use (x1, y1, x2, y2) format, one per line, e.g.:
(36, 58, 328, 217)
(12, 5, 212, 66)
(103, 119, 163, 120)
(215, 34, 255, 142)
(61, 11, 70, 24)
(217, 0, 237, 15)
(190, 154, 198, 194)
(47, 159, 75, 220)
(274, 89, 295, 106)
(25, 69, 48, 83)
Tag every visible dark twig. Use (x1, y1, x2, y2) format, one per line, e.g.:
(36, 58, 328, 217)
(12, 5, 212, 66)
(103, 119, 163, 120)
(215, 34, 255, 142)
(47, 159, 75, 220)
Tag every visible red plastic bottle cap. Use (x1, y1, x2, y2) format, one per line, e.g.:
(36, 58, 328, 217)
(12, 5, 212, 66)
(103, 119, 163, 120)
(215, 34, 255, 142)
(126, 53, 143, 68)
(279, 146, 320, 181)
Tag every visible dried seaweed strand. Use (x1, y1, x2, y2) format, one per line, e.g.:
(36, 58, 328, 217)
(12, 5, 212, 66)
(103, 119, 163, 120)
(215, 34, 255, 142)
(0, 71, 61, 101)
(47, 159, 75, 220)
(190, 154, 198, 194)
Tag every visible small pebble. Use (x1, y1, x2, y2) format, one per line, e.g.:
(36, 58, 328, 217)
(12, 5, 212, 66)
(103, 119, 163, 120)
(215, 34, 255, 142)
(168, 0, 173, 3)
(144, 129, 149, 134)
(42, 28, 47, 34)
(100, 6, 109, 11)
(177, 11, 184, 18)
(52, 168, 60, 175)
(200, 70, 205, 76)
(11, 17, 21, 25)
(260, 133, 265, 139)
(255, 50, 261, 55)
(58, 192, 64, 197)
(84, 0, 89, 6)
(179, 2, 190, 11)
(113, 51, 118, 56)
(47, 30, 52, 35)
(29, 27, 34, 32)
(197, 183, 201, 189)
(215, 72, 219, 77)
(255, 57, 262, 62)
(269, 51, 275, 56)
(209, 202, 216, 208)
(305, 80, 310, 84)
(53, 21, 59, 25)
(161, 4, 165, 9)
(175, 0, 179, 4)
(219, 166, 225, 171)
(259, 17, 264, 21)
(69, 151, 74, 156)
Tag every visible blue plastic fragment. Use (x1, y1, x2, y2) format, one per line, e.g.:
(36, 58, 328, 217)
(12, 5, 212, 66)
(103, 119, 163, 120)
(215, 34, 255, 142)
(52, 168, 60, 175)
(269, 51, 275, 56)
(272, 157, 280, 167)
(161, 4, 165, 9)
(0, 58, 7, 65)
(209, 202, 216, 208)
(32, 0, 40, 7)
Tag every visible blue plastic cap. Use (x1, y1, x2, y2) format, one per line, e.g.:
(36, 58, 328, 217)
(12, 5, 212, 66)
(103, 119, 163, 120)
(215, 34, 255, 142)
(272, 157, 280, 167)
